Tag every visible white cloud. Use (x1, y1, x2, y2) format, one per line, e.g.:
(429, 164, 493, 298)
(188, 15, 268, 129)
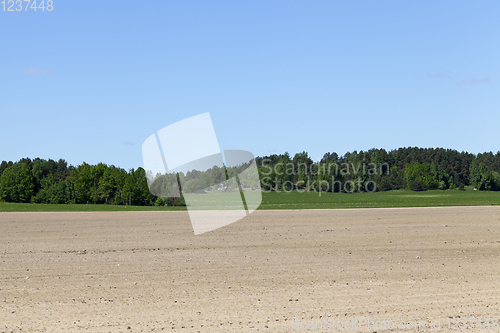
(457, 78, 490, 86)
(21, 67, 53, 75)
(427, 73, 451, 79)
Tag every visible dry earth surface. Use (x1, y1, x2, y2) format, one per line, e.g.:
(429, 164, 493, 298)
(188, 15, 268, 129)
(1, 207, 500, 332)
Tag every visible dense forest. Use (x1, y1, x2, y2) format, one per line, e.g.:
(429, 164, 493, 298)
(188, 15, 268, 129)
(1, 147, 500, 205)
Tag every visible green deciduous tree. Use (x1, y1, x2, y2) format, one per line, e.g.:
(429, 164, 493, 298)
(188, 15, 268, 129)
(0, 163, 35, 202)
(404, 162, 438, 191)
(470, 161, 495, 190)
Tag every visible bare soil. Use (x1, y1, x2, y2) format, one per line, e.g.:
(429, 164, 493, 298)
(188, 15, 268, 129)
(1, 207, 500, 332)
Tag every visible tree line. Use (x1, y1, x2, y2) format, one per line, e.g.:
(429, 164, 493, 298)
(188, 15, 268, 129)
(0, 158, 163, 205)
(1, 147, 500, 205)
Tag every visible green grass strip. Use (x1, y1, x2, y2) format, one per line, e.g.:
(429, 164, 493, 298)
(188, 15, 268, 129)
(1, 189, 499, 212)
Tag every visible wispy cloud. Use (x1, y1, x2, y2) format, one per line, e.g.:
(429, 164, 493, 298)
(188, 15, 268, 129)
(122, 141, 135, 146)
(427, 73, 451, 79)
(427, 72, 491, 87)
(21, 67, 53, 75)
(267, 148, 278, 154)
(457, 77, 490, 86)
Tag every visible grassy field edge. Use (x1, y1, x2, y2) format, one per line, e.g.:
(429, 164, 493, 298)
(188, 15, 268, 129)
(1, 189, 499, 212)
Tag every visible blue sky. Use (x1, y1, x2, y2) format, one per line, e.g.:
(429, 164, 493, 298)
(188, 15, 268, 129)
(1, 1, 499, 169)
